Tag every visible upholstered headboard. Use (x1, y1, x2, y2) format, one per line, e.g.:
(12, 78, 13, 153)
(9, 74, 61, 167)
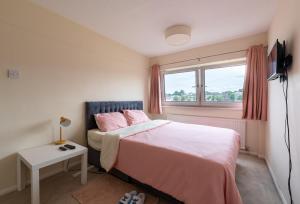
(85, 101, 143, 134)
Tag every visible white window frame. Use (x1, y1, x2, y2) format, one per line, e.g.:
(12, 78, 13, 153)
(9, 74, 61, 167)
(161, 67, 200, 106)
(161, 60, 246, 108)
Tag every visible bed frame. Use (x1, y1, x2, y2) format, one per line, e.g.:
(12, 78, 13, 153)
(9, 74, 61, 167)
(85, 101, 143, 168)
(85, 101, 182, 203)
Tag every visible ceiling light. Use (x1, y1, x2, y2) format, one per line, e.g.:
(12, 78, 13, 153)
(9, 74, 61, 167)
(165, 25, 191, 46)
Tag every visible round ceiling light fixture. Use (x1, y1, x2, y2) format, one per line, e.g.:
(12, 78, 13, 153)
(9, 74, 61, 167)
(165, 25, 191, 46)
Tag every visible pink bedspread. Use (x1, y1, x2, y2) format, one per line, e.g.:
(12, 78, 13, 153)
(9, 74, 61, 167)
(114, 122, 242, 204)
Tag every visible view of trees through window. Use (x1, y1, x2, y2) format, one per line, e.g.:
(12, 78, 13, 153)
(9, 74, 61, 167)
(165, 89, 197, 102)
(163, 64, 245, 103)
(164, 71, 196, 102)
(204, 65, 245, 102)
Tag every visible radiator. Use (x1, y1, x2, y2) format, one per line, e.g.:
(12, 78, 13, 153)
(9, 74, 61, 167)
(166, 114, 246, 149)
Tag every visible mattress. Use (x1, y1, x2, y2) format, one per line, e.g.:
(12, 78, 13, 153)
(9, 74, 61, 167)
(88, 121, 161, 152)
(87, 129, 106, 151)
(87, 124, 146, 151)
(87, 124, 142, 151)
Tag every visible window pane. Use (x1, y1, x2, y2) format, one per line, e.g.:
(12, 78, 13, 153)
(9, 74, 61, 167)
(164, 71, 196, 102)
(204, 65, 245, 103)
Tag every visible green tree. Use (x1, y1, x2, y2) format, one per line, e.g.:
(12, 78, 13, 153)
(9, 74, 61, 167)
(179, 90, 185, 96)
(173, 95, 180, 101)
(173, 91, 180, 96)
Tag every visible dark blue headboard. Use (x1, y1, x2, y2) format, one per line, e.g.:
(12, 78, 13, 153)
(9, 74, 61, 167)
(85, 101, 143, 134)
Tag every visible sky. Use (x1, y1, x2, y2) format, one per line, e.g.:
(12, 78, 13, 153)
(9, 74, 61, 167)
(164, 65, 246, 94)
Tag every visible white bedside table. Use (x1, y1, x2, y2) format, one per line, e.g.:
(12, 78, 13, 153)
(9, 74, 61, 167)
(17, 141, 87, 204)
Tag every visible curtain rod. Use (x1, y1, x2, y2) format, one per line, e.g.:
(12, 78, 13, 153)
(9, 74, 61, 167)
(156, 46, 268, 67)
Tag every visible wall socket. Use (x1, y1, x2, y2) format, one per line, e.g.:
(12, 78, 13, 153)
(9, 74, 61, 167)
(7, 69, 20, 79)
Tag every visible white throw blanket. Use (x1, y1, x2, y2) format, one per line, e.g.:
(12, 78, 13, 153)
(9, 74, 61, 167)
(100, 120, 170, 171)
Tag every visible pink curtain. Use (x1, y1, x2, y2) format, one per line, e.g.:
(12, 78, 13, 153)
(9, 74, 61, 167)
(242, 45, 268, 121)
(149, 64, 162, 114)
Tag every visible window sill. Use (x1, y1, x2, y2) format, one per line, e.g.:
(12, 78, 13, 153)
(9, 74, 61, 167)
(162, 104, 243, 111)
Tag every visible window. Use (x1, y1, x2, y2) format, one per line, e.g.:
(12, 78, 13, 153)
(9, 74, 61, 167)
(162, 61, 246, 107)
(164, 71, 197, 102)
(203, 64, 246, 103)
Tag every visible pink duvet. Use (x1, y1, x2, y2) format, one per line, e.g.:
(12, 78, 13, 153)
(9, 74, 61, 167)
(114, 122, 242, 204)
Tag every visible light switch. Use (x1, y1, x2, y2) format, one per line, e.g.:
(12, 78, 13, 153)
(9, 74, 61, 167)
(8, 69, 20, 79)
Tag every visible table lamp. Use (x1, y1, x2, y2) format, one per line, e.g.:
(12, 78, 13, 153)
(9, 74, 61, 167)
(55, 117, 71, 145)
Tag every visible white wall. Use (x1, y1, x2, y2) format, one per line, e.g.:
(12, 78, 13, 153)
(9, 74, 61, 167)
(0, 0, 149, 194)
(266, 0, 300, 203)
(150, 33, 268, 156)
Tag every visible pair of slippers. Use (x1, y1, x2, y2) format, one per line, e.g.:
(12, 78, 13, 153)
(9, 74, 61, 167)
(118, 191, 145, 204)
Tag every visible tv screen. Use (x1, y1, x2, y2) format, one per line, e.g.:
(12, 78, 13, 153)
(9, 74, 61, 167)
(267, 40, 284, 80)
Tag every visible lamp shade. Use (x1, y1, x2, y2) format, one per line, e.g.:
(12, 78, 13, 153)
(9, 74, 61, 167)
(60, 117, 71, 127)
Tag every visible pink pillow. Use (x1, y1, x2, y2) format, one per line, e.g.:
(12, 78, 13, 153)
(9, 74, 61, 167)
(123, 110, 150, 125)
(94, 112, 128, 132)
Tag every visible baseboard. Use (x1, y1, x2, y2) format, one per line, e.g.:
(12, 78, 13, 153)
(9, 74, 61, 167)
(38, 160, 81, 181)
(240, 149, 256, 155)
(257, 154, 265, 159)
(265, 159, 288, 204)
(0, 185, 18, 197)
(239, 149, 264, 159)
(0, 160, 81, 197)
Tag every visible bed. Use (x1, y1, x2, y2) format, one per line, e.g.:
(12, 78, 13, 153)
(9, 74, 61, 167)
(85, 101, 242, 204)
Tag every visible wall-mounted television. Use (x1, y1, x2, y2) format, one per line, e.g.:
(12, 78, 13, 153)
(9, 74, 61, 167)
(267, 40, 285, 80)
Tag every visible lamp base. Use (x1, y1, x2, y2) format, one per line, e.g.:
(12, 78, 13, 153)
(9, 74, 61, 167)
(54, 139, 66, 145)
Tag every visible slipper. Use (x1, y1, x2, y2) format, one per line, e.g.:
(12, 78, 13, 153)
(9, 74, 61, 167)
(118, 191, 137, 204)
(130, 193, 146, 204)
